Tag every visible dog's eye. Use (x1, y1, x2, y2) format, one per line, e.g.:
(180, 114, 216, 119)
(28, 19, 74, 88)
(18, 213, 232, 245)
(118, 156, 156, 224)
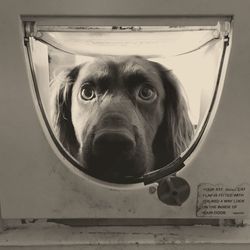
(137, 85, 157, 101)
(80, 84, 96, 101)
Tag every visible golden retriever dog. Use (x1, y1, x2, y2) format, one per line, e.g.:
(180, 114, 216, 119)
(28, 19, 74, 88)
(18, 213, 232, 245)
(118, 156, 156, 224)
(50, 56, 194, 182)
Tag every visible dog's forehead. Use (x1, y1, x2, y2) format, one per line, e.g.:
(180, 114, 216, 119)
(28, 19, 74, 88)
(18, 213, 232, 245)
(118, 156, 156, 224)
(77, 58, 113, 79)
(77, 56, 164, 91)
(79, 56, 157, 75)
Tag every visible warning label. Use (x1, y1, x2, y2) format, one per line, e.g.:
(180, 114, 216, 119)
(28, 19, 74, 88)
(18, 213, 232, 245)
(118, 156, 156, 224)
(196, 183, 249, 217)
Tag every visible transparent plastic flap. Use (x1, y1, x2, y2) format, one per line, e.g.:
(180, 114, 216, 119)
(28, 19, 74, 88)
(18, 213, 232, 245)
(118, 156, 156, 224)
(26, 22, 230, 184)
(36, 26, 220, 58)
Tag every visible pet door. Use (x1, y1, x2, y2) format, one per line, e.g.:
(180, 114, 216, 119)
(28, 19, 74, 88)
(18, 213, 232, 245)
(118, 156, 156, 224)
(24, 20, 231, 186)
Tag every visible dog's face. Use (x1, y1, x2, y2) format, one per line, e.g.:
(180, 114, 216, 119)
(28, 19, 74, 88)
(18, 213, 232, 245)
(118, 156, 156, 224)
(51, 56, 193, 183)
(71, 56, 165, 180)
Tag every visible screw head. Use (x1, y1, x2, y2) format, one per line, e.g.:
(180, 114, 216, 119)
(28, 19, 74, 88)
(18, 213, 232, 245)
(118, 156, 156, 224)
(149, 186, 157, 194)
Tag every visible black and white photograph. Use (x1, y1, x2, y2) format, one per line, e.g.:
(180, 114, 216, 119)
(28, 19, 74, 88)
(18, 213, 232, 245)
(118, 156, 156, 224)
(0, 1, 250, 249)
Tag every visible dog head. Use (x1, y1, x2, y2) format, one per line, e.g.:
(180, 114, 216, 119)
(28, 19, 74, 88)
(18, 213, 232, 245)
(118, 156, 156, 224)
(50, 56, 194, 182)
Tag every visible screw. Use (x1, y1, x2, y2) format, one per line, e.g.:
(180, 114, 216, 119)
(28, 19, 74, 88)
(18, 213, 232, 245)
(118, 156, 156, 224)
(149, 186, 157, 194)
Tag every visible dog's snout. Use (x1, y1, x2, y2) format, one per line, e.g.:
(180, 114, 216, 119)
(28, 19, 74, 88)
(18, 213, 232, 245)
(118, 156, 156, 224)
(85, 112, 142, 181)
(93, 129, 136, 157)
(92, 113, 136, 157)
(98, 113, 129, 128)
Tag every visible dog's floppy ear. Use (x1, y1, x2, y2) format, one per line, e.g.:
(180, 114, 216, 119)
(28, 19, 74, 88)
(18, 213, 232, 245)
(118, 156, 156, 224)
(50, 65, 81, 156)
(151, 62, 194, 169)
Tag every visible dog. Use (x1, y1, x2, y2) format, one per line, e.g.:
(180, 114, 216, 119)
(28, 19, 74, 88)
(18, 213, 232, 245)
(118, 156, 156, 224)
(50, 56, 194, 182)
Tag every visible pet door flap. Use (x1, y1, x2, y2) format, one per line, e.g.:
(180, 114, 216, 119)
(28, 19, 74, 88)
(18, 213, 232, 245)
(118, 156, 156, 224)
(24, 21, 231, 185)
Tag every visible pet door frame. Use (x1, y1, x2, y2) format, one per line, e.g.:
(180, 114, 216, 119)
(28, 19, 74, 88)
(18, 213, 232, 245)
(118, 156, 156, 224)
(24, 18, 232, 185)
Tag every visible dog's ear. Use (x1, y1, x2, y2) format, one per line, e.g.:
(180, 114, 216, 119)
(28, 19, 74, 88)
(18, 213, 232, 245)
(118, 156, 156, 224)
(50, 65, 81, 156)
(151, 62, 194, 169)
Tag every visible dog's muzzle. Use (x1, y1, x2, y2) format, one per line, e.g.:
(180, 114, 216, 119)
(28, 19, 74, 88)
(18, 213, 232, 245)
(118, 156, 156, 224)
(83, 113, 146, 182)
(92, 113, 136, 158)
(93, 128, 136, 157)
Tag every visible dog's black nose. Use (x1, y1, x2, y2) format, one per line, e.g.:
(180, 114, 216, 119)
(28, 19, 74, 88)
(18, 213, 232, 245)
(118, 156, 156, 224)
(92, 129, 136, 158)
